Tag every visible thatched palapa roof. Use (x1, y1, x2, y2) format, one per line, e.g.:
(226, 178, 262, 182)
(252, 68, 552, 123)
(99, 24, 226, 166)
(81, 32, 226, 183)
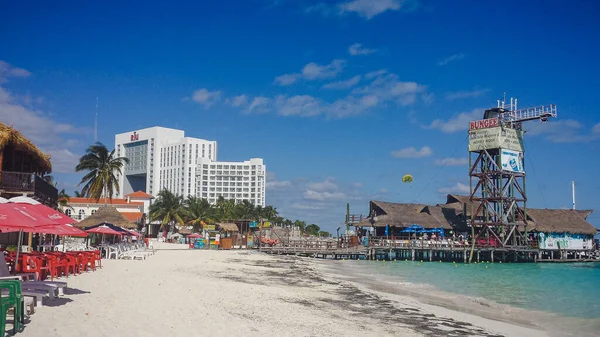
(73, 205, 138, 229)
(525, 209, 597, 235)
(368, 195, 598, 236)
(438, 194, 482, 217)
(0, 122, 52, 173)
(369, 201, 454, 229)
(217, 223, 239, 232)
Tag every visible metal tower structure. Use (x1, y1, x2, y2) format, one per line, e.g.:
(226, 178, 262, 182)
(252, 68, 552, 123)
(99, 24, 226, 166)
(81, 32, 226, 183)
(468, 95, 557, 252)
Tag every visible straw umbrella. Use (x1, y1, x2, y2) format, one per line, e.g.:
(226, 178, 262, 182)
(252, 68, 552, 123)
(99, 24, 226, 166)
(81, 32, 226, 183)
(73, 206, 137, 229)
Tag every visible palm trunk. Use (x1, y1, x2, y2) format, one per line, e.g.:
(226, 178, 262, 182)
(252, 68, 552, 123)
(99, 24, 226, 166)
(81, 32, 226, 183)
(104, 185, 107, 206)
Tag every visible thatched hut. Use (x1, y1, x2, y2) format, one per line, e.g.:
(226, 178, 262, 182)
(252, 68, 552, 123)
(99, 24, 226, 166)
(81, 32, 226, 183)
(0, 122, 57, 205)
(73, 205, 138, 229)
(366, 201, 458, 236)
(217, 223, 239, 232)
(525, 209, 596, 235)
(0, 122, 52, 174)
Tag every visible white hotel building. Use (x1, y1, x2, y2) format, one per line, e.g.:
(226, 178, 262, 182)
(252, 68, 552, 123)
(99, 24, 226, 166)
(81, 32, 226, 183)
(196, 157, 266, 206)
(114, 126, 266, 206)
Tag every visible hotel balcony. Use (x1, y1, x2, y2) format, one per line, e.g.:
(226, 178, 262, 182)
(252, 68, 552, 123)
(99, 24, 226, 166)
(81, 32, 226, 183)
(0, 171, 58, 205)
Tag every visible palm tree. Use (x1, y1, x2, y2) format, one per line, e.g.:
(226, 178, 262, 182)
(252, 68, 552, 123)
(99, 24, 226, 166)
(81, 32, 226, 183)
(294, 220, 307, 233)
(73, 190, 83, 197)
(305, 224, 320, 236)
(235, 200, 256, 220)
(75, 142, 129, 204)
(57, 189, 71, 212)
(149, 189, 185, 234)
(184, 196, 216, 232)
(215, 196, 236, 221)
(262, 205, 278, 221)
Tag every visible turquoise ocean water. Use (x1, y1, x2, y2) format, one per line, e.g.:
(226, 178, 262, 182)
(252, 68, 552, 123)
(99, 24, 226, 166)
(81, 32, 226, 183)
(345, 260, 600, 320)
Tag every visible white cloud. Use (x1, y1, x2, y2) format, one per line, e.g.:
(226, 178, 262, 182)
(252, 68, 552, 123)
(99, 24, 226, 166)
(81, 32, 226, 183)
(391, 146, 433, 158)
(303, 190, 347, 201)
(427, 108, 483, 133)
(274, 59, 345, 86)
(526, 119, 600, 143)
(327, 94, 379, 118)
(379, 188, 388, 193)
(349, 43, 377, 56)
(290, 203, 328, 210)
(339, 0, 403, 19)
(46, 149, 80, 173)
(0, 64, 86, 175)
(190, 88, 221, 108)
(235, 70, 427, 119)
(353, 72, 426, 106)
(273, 73, 301, 86)
(308, 178, 338, 192)
(266, 174, 373, 232)
(323, 75, 361, 90)
(266, 180, 292, 189)
(247, 96, 271, 113)
(434, 158, 469, 166)
(445, 88, 489, 100)
(437, 182, 470, 194)
(229, 95, 249, 107)
(0, 60, 31, 83)
(302, 59, 345, 80)
(437, 53, 465, 66)
(274, 95, 322, 117)
(365, 69, 388, 79)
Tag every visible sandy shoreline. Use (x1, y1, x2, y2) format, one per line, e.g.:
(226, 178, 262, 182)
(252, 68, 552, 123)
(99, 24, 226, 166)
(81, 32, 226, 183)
(17, 243, 590, 337)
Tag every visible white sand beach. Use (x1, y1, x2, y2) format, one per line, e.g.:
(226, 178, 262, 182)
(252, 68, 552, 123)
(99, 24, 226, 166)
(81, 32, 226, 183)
(20, 243, 552, 337)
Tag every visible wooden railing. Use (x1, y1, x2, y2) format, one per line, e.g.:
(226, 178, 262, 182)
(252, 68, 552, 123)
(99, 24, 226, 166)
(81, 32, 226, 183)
(261, 237, 473, 253)
(0, 171, 58, 204)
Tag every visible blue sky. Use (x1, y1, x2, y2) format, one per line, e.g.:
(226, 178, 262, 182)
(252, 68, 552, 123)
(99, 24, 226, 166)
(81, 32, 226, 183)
(1, 0, 599, 233)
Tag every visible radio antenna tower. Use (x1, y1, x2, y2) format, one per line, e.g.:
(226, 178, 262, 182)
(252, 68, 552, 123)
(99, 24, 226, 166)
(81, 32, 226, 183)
(94, 97, 98, 142)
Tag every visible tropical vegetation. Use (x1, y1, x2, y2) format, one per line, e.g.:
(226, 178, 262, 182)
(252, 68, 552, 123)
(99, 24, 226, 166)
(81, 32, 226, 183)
(75, 142, 129, 203)
(149, 192, 331, 237)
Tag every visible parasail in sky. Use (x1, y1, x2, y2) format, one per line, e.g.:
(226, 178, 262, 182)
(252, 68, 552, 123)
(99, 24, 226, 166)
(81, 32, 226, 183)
(402, 174, 413, 183)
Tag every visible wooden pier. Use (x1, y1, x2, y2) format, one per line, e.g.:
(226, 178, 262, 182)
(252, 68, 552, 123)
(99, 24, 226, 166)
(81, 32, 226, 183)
(259, 238, 599, 263)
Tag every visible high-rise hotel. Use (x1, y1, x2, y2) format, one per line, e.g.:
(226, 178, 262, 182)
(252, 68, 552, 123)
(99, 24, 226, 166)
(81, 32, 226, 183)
(114, 126, 266, 206)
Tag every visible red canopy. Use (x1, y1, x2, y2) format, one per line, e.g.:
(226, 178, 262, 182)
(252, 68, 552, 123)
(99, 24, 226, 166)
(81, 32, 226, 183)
(187, 233, 202, 238)
(42, 224, 88, 237)
(124, 229, 142, 237)
(13, 203, 75, 225)
(86, 225, 122, 236)
(0, 204, 60, 233)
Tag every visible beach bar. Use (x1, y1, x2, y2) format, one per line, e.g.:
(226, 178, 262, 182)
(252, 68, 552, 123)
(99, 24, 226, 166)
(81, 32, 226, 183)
(261, 194, 598, 263)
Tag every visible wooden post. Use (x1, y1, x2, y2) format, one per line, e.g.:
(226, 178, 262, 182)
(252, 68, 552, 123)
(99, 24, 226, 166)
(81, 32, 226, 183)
(463, 249, 467, 263)
(411, 249, 415, 261)
(477, 250, 480, 263)
(491, 250, 494, 263)
(429, 249, 432, 262)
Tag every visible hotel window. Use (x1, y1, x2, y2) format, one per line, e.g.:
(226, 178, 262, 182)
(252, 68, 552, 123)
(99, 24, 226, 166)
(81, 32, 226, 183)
(78, 210, 85, 220)
(65, 209, 72, 217)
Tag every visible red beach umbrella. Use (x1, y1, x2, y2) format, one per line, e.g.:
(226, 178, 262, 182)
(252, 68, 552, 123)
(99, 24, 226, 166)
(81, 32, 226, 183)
(187, 233, 202, 238)
(11, 203, 75, 225)
(86, 225, 122, 236)
(0, 203, 60, 233)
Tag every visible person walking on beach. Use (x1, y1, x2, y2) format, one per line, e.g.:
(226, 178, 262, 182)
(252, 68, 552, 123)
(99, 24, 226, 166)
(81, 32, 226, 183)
(205, 231, 210, 249)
